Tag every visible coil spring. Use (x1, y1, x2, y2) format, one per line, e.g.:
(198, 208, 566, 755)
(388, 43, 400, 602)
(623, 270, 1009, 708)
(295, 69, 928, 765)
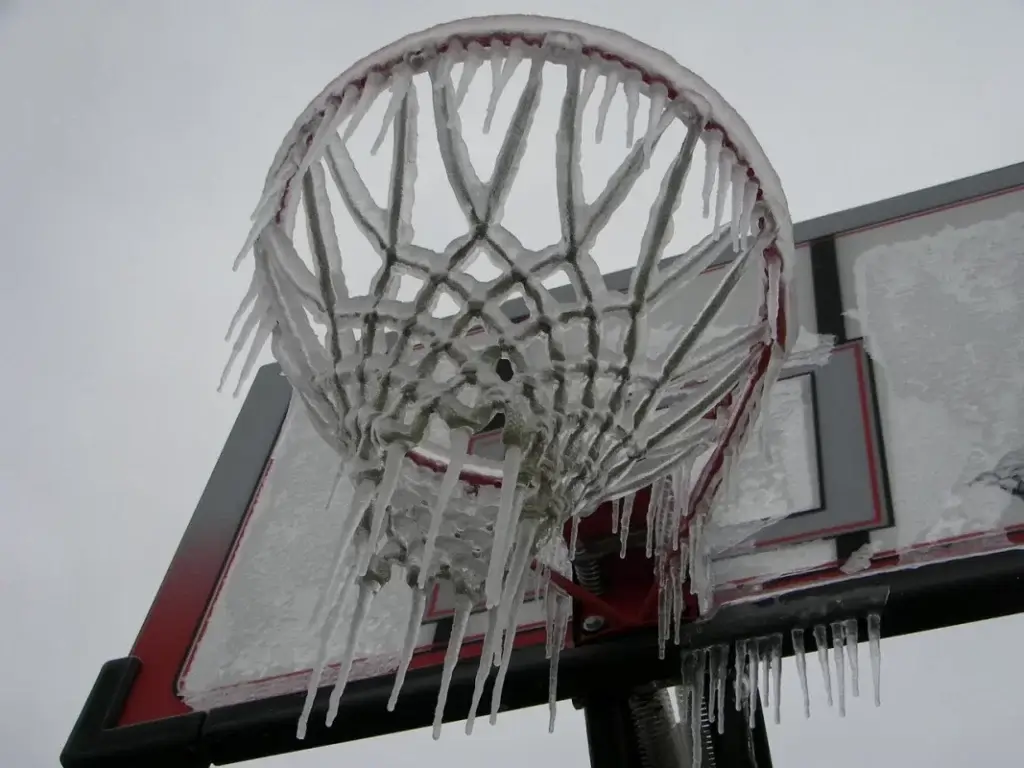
(628, 685, 688, 768)
(574, 556, 605, 595)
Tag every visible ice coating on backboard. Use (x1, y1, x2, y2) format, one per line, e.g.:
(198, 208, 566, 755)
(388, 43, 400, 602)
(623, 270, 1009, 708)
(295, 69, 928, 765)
(853, 207, 1024, 552)
(704, 198, 1024, 602)
(180, 403, 413, 709)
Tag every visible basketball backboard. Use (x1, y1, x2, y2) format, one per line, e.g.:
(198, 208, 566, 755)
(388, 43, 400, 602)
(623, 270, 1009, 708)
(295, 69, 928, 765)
(63, 160, 1024, 768)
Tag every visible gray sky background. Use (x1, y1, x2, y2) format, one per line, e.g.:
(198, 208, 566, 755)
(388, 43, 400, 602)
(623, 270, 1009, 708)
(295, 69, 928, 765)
(2, 1, 1022, 766)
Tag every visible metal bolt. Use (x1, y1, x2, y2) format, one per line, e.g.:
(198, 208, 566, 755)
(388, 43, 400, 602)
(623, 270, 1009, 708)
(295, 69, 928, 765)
(582, 615, 606, 633)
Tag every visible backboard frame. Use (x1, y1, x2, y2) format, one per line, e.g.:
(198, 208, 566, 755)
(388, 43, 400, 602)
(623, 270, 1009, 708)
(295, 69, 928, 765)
(63, 159, 1024, 768)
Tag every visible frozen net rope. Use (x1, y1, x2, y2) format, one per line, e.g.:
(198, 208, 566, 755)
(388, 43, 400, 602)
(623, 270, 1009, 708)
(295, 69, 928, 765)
(223, 15, 793, 741)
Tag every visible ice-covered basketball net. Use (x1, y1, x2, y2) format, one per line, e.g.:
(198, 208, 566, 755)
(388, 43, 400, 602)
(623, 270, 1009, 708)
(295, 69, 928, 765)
(224, 16, 792, 741)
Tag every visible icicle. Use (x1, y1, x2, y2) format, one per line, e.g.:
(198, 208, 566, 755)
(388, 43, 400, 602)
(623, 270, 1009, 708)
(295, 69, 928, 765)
(225, 275, 259, 341)
(325, 578, 380, 727)
(653, 477, 671, 555)
(760, 638, 770, 705)
(234, 202, 277, 271)
(433, 41, 458, 90)
(678, 651, 696, 724)
(709, 644, 728, 733)
(547, 634, 560, 732)
(747, 639, 760, 728)
(296, 555, 357, 740)
(769, 634, 782, 724)
(730, 164, 747, 251)
(489, 544, 534, 725)
(670, 462, 690, 553)
(843, 618, 860, 698)
(619, 495, 635, 558)
(455, 43, 485, 107)
(357, 446, 407, 578)
(482, 51, 503, 132)
(292, 85, 358, 189)
(544, 581, 558, 660)
(538, 566, 551, 615)
(691, 649, 706, 768)
(492, 518, 538, 664)
(766, 244, 783, 344)
(235, 173, 286, 267)
(713, 147, 734, 231)
(701, 130, 723, 219)
(594, 67, 621, 144)
(579, 60, 601, 114)
(219, 297, 269, 393)
(529, 561, 544, 601)
(707, 645, 720, 725)
(645, 492, 656, 558)
(419, 429, 472, 588)
(485, 445, 524, 607)
(465, 608, 500, 735)
(370, 66, 413, 155)
(688, 514, 713, 615)
(656, 558, 670, 659)
(231, 316, 273, 397)
(738, 179, 759, 249)
(643, 84, 668, 160)
(611, 496, 620, 535)
(868, 613, 882, 706)
(432, 594, 474, 739)
(548, 593, 571, 733)
(387, 586, 428, 711)
(718, 447, 737, 515)
(813, 624, 833, 707)
(831, 621, 846, 717)
(670, 554, 684, 645)
(623, 73, 640, 146)
(734, 639, 747, 712)
(342, 71, 385, 142)
(310, 477, 375, 626)
(484, 41, 524, 133)
(792, 628, 810, 718)
(569, 514, 581, 560)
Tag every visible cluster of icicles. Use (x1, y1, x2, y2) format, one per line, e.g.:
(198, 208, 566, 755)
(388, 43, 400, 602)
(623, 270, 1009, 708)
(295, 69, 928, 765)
(680, 614, 883, 768)
(296, 545, 574, 741)
(223, 25, 791, 745)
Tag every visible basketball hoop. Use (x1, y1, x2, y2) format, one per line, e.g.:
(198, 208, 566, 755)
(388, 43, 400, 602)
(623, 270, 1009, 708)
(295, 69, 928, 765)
(223, 15, 793, 742)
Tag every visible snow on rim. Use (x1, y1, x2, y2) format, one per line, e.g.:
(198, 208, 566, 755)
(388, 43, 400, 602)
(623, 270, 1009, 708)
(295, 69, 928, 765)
(254, 14, 793, 264)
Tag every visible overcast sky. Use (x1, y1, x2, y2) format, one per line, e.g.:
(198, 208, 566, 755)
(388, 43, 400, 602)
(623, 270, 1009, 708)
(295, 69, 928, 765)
(2, 1, 1023, 766)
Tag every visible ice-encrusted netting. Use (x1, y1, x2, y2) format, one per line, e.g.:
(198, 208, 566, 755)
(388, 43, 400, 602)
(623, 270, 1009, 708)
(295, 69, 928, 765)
(223, 16, 793, 740)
